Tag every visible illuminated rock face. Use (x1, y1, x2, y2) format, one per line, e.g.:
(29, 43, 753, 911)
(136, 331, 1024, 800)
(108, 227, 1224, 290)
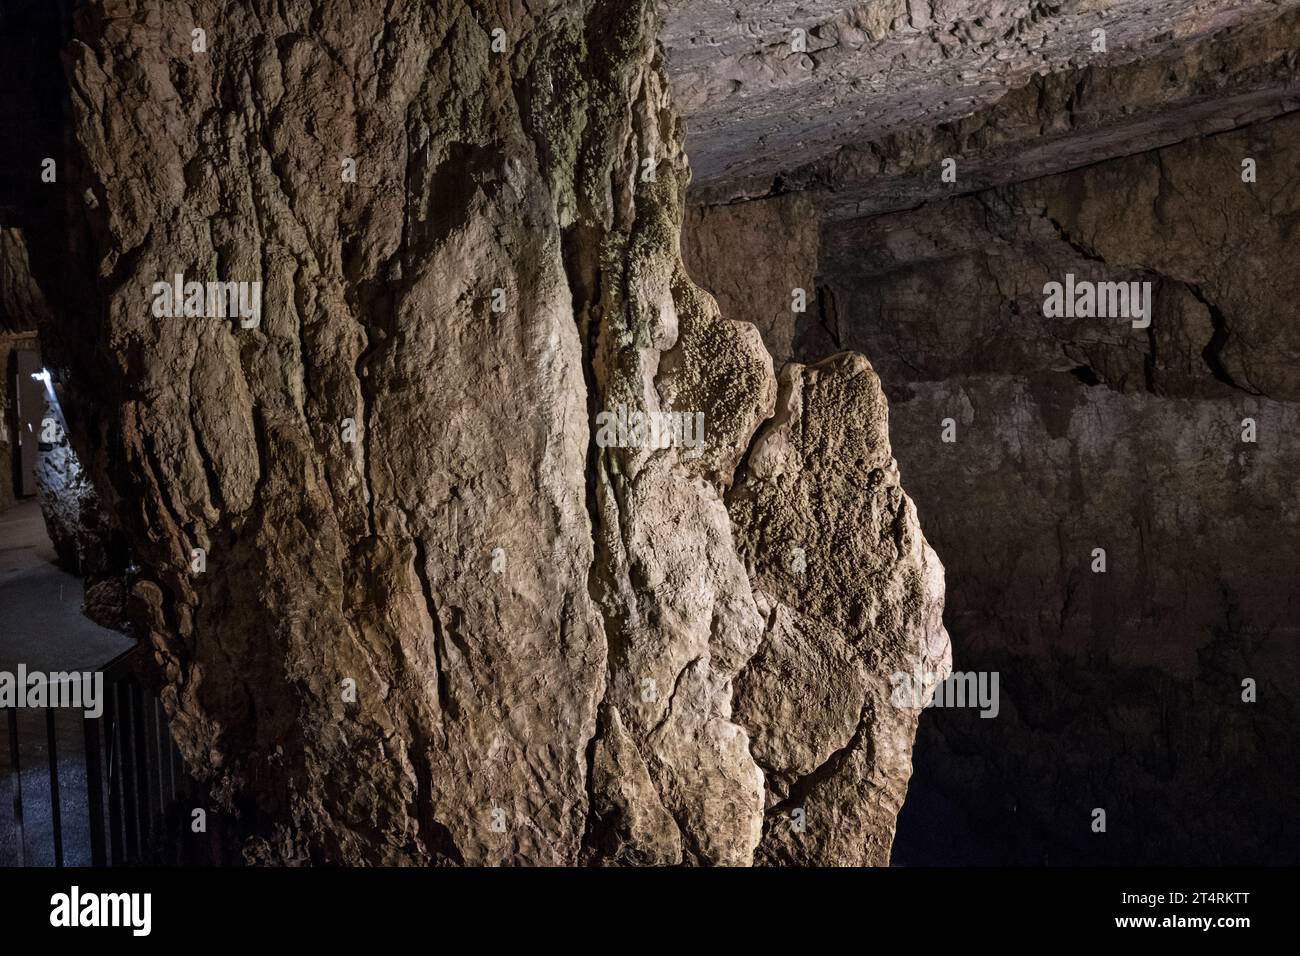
(727, 353, 951, 866)
(48, 0, 947, 865)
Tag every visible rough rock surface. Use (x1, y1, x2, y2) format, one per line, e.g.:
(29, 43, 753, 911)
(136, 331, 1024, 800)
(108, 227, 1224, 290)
(33, 395, 130, 630)
(685, 111, 1300, 863)
(47, 0, 947, 865)
(727, 353, 950, 865)
(820, 114, 1300, 400)
(662, 0, 1300, 207)
(1, 228, 53, 333)
(34, 398, 88, 572)
(681, 193, 830, 368)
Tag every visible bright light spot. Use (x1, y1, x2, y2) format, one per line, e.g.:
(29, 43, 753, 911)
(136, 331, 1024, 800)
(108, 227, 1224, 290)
(30, 368, 53, 389)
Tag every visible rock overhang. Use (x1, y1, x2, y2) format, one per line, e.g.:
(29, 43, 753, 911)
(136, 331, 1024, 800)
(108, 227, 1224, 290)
(661, 0, 1300, 213)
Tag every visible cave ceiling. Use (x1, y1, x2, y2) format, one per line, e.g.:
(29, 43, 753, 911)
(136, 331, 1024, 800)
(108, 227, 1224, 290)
(661, 0, 1300, 215)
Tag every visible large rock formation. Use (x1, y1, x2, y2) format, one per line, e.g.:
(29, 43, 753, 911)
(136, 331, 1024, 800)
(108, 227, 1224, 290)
(39, 0, 947, 865)
(728, 354, 951, 865)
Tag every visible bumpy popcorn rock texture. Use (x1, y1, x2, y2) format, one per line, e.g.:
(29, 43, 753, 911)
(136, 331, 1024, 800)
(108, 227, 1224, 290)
(51, 0, 948, 865)
(728, 353, 951, 865)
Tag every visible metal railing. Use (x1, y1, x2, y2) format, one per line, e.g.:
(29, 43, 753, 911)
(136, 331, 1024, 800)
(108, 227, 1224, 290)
(3, 645, 217, 866)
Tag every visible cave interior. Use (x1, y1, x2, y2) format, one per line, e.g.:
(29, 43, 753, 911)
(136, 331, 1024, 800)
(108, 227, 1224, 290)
(0, 0, 1297, 867)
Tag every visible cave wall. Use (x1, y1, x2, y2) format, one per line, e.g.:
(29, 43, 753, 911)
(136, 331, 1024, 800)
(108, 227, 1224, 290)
(684, 111, 1300, 864)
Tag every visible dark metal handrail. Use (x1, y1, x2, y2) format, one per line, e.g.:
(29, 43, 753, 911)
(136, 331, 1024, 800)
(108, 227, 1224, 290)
(3, 645, 202, 866)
